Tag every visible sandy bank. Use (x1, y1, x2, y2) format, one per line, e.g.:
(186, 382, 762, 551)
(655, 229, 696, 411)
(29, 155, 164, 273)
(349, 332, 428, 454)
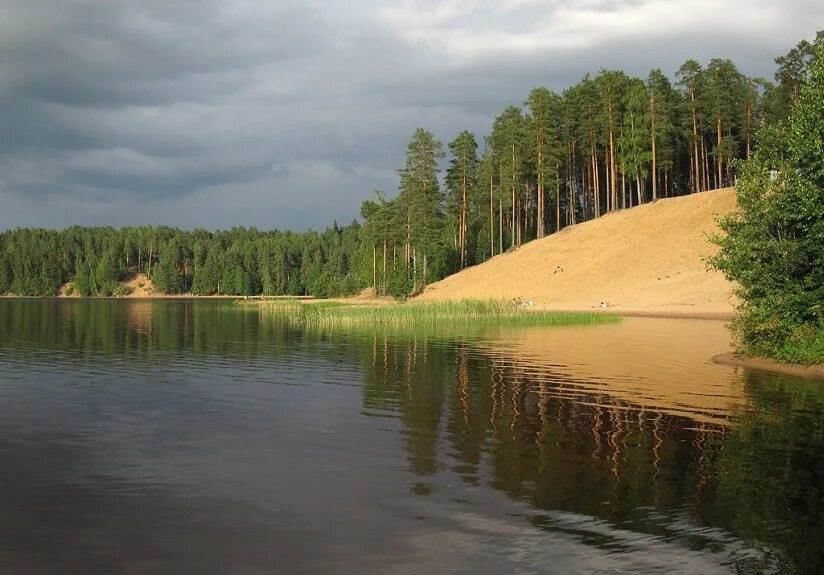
(713, 353, 824, 381)
(417, 188, 738, 318)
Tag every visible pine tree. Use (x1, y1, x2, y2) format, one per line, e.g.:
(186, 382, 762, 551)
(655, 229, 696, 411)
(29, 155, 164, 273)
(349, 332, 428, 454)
(446, 131, 479, 267)
(526, 87, 562, 237)
(574, 76, 600, 219)
(677, 59, 706, 193)
(478, 149, 497, 259)
(398, 128, 445, 291)
(596, 70, 628, 213)
(0, 251, 10, 294)
(488, 107, 525, 248)
(705, 59, 744, 188)
(192, 240, 220, 295)
(647, 69, 676, 200)
(360, 191, 398, 293)
(773, 30, 823, 116)
(560, 87, 580, 225)
(153, 239, 184, 294)
(93, 251, 118, 296)
(74, 257, 94, 296)
(619, 80, 651, 205)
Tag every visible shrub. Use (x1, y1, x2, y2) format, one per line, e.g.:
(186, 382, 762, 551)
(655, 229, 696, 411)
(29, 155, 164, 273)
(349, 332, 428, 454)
(712, 46, 824, 362)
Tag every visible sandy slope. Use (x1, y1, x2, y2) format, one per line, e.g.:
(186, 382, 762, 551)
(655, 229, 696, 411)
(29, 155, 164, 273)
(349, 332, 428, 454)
(123, 274, 156, 297)
(418, 188, 738, 318)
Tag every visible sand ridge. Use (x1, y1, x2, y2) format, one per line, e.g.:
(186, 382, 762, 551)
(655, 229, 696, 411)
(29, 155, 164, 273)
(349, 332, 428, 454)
(417, 188, 738, 318)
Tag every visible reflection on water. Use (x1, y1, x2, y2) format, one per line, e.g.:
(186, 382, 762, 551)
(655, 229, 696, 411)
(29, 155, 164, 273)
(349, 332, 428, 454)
(481, 320, 741, 424)
(0, 300, 821, 574)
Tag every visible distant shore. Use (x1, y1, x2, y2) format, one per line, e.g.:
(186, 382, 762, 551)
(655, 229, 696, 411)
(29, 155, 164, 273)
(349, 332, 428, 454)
(0, 294, 315, 300)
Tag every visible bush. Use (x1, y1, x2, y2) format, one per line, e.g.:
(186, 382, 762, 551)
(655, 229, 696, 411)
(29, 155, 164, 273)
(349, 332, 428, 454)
(712, 46, 824, 363)
(113, 284, 133, 297)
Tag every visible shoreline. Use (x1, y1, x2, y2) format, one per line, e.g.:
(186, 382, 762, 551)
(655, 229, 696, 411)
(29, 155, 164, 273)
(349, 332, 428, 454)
(713, 352, 824, 381)
(533, 306, 733, 321)
(0, 294, 316, 301)
(5, 295, 822, 377)
(2, 295, 731, 320)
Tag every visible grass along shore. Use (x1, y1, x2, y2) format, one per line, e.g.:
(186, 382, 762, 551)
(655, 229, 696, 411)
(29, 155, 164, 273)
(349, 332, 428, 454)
(247, 299, 620, 330)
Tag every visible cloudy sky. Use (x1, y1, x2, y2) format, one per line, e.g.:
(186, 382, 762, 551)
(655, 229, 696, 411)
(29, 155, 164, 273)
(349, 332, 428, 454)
(1, 1, 821, 231)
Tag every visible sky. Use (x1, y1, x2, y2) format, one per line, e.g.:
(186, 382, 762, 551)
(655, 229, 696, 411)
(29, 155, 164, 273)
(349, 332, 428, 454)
(1, 0, 821, 231)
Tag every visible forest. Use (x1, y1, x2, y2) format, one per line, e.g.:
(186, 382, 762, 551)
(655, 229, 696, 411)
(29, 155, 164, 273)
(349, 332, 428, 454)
(0, 225, 364, 297)
(1, 31, 820, 298)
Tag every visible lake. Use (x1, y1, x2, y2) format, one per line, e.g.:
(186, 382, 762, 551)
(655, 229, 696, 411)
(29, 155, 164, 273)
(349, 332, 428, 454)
(0, 300, 821, 574)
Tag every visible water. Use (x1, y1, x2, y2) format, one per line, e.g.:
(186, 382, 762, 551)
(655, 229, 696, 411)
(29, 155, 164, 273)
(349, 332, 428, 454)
(0, 300, 821, 574)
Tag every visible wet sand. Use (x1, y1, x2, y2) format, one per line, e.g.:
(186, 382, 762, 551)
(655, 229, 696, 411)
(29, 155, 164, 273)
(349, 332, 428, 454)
(713, 352, 824, 381)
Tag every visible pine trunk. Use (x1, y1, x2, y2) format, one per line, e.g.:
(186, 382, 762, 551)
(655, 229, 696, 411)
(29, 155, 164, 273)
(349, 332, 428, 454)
(511, 189, 515, 249)
(609, 124, 617, 212)
(412, 249, 417, 293)
(555, 167, 561, 234)
(690, 87, 700, 193)
(460, 170, 467, 268)
(716, 117, 723, 188)
(592, 144, 599, 218)
(498, 199, 503, 255)
(702, 135, 710, 192)
(622, 172, 627, 208)
(511, 143, 516, 248)
(382, 239, 387, 294)
(602, 155, 608, 215)
(650, 92, 657, 201)
(537, 134, 544, 238)
(570, 141, 577, 226)
(489, 171, 494, 258)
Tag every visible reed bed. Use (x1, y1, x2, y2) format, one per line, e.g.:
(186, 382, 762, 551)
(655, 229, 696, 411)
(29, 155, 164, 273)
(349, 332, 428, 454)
(252, 299, 619, 330)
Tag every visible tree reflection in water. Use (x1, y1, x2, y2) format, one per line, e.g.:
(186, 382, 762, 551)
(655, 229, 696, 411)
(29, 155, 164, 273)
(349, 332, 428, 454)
(0, 300, 820, 573)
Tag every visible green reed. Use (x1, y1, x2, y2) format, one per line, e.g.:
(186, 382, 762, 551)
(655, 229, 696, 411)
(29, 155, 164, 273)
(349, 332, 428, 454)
(251, 299, 619, 330)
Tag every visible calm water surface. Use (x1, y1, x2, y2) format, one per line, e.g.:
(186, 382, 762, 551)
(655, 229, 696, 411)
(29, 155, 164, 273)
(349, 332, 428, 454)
(0, 300, 821, 574)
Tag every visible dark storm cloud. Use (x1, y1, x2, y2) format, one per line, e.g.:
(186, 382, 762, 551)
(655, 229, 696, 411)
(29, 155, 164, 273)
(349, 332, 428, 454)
(1, 0, 821, 230)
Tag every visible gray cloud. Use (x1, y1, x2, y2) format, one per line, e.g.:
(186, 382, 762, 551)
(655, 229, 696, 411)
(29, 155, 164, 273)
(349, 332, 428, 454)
(1, 0, 821, 230)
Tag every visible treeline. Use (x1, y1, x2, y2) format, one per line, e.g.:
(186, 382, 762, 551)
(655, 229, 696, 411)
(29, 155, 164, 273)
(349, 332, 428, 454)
(360, 31, 823, 295)
(1, 32, 820, 298)
(0, 225, 365, 297)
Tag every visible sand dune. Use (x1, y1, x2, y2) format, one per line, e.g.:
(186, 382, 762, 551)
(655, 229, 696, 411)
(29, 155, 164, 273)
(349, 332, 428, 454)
(418, 188, 738, 319)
